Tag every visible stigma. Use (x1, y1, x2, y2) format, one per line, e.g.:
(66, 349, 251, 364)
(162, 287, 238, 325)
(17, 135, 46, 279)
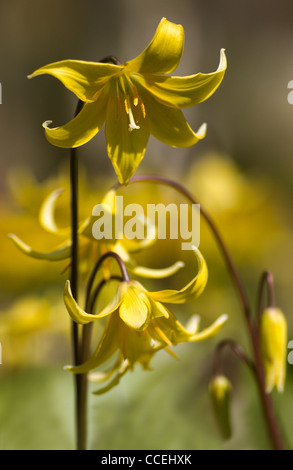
(125, 97, 140, 132)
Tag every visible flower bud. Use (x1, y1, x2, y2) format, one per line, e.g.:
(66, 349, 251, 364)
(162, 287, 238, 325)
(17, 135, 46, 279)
(260, 307, 287, 393)
(209, 375, 232, 439)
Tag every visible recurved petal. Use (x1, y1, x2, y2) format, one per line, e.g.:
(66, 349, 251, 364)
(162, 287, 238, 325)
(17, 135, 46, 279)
(8, 234, 71, 261)
(139, 49, 227, 108)
(189, 314, 228, 342)
(155, 312, 228, 345)
(125, 18, 184, 74)
(105, 90, 150, 184)
(92, 360, 131, 395)
(139, 84, 207, 147)
(43, 86, 109, 148)
(65, 313, 120, 374)
(63, 280, 122, 325)
(128, 261, 185, 279)
(28, 59, 121, 102)
(148, 247, 208, 304)
(39, 188, 70, 236)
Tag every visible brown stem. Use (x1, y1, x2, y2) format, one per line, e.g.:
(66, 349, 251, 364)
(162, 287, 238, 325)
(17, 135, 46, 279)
(69, 99, 90, 451)
(256, 270, 276, 320)
(214, 339, 256, 375)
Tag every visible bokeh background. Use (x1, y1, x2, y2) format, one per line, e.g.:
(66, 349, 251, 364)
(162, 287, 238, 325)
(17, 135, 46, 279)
(1, 0, 293, 450)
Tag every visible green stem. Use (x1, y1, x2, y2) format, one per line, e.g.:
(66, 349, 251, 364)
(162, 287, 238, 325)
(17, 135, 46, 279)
(120, 174, 285, 450)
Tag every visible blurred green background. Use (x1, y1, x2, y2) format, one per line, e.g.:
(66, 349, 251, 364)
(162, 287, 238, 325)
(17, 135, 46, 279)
(1, 0, 293, 450)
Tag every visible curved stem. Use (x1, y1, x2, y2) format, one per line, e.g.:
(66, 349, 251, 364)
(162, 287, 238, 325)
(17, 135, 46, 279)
(115, 174, 285, 450)
(120, 175, 251, 318)
(88, 275, 123, 313)
(85, 251, 129, 311)
(214, 339, 256, 376)
(256, 270, 276, 320)
(99, 55, 123, 65)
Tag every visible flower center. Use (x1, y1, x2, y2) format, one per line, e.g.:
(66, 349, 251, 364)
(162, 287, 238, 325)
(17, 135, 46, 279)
(119, 75, 146, 132)
(124, 96, 140, 132)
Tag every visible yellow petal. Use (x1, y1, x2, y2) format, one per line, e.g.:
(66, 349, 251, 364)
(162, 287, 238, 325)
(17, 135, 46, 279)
(119, 281, 151, 330)
(128, 261, 184, 279)
(139, 49, 227, 108)
(148, 247, 208, 304)
(63, 280, 122, 325)
(137, 81, 207, 147)
(43, 86, 109, 148)
(105, 87, 150, 184)
(189, 314, 228, 342)
(65, 313, 120, 374)
(155, 312, 228, 345)
(8, 234, 71, 261)
(39, 188, 69, 236)
(125, 18, 184, 74)
(92, 360, 131, 395)
(28, 59, 121, 102)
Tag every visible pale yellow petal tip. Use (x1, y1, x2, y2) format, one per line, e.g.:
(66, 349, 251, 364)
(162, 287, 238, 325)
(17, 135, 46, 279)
(8, 233, 29, 250)
(197, 123, 207, 139)
(218, 49, 227, 72)
(216, 314, 229, 326)
(42, 120, 53, 129)
(64, 279, 71, 295)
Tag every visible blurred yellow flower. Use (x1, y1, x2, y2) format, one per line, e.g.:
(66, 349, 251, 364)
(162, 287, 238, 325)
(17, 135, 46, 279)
(0, 294, 69, 367)
(28, 18, 226, 184)
(8, 186, 185, 281)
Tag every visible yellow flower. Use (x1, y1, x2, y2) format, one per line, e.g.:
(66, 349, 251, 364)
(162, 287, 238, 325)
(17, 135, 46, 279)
(8, 187, 184, 280)
(63, 248, 228, 393)
(28, 18, 227, 184)
(260, 307, 287, 393)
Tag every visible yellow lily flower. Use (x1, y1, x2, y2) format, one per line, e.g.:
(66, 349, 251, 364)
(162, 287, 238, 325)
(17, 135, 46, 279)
(63, 248, 228, 393)
(28, 18, 227, 184)
(8, 187, 184, 280)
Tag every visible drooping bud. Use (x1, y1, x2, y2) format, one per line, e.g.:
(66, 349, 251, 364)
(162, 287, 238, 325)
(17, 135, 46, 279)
(209, 375, 232, 440)
(260, 307, 287, 393)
